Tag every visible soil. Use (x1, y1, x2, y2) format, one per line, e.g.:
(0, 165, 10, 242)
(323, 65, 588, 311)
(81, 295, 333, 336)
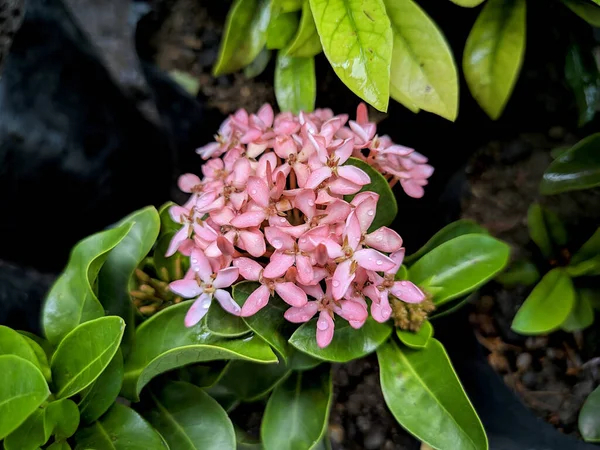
(462, 132, 600, 438)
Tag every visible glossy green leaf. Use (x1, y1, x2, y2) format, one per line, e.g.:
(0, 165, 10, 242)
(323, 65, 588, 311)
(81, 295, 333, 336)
(384, 0, 458, 121)
(563, 0, 600, 26)
(377, 339, 487, 450)
(74, 403, 167, 450)
(122, 300, 277, 401)
(309, 0, 392, 111)
(396, 320, 433, 349)
(267, 12, 299, 49)
(463, 0, 526, 119)
(496, 259, 541, 287)
(236, 426, 263, 449)
(0, 326, 49, 380)
(429, 293, 474, 320)
(78, 350, 124, 424)
(141, 381, 235, 450)
(233, 282, 291, 362)
(48, 442, 72, 450)
(206, 302, 251, 338)
(275, 53, 316, 114)
(289, 318, 392, 363)
(344, 157, 397, 231)
(409, 234, 510, 305)
(540, 133, 600, 195)
(261, 365, 332, 450)
(567, 227, 600, 277)
(46, 398, 80, 439)
(565, 44, 600, 127)
(562, 287, 595, 332)
(450, 0, 486, 6)
(395, 264, 408, 281)
(275, 0, 303, 11)
(158, 201, 179, 236)
(527, 203, 561, 258)
(244, 48, 272, 78)
(213, 0, 272, 75)
(511, 268, 576, 335)
(51, 316, 125, 399)
(98, 206, 160, 354)
(169, 70, 200, 96)
(285, 1, 322, 58)
(404, 219, 489, 265)
(0, 355, 50, 439)
(177, 361, 229, 388)
(580, 385, 600, 442)
(216, 359, 291, 401)
(42, 223, 132, 345)
(288, 348, 322, 371)
(3, 409, 51, 450)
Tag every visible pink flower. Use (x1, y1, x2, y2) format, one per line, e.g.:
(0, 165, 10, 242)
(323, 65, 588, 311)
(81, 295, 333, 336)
(166, 102, 434, 347)
(169, 248, 241, 326)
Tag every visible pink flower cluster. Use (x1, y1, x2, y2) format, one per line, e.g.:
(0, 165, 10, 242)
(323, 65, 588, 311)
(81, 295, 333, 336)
(167, 103, 432, 348)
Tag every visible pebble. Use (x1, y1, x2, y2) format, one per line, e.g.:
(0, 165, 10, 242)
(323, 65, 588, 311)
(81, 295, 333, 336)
(363, 426, 386, 450)
(328, 423, 345, 444)
(516, 352, 533, 371)
(525, 336, 548, 350)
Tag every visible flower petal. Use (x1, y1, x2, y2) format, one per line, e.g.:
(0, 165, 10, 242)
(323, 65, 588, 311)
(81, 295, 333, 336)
(364, 227, 403, 253)
(345, 212, 362, 251)
(213, 267, 239, 289)
(248, 177, 270, 207)
(337, 165, 370, 186)
(233, 257, 263, 281)
(170, 279, 203, 298)
(316, 311, 335, 348)
(241, 284, 271, 316)
(190, 248, 213, 282)
(327, 177, 362, 195)
(354, 193, 379, 232)
(214, 289, 242, 315)
(263, 252, 295, 279)
(284, 301, 319, 323)
(295, 255, 314, 285)
(239, 229, 266, 257)
(305, 166, 333, 189)
(275, 282, 308, 307)
(166, 224, 190, 257)
(371, 291, 392, 323)
(390, 281, 426, 304)
(231, 210, 267, 228)
(293, 189, 317, 218)
(264, 226, 295, 250)
(353, 249, 396, 272)
(321, 200, 351, 225)
(332, 259, 355, 300)
(184, 294, 212, 327)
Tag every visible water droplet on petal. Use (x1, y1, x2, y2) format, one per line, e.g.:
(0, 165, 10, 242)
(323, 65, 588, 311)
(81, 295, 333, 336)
(317, 318, 329, 330)
(272, 239, 282, 248)
(231, 301, 241, 313)
(367, 210, 375, 216)
(201, 298, 212, 309)
(191, 258, 198, 264)
(376, 260, 383, 266)
(376, 234, 383, 241)
(400, 281, 407, 286)
(308, 200, 315, 207)
(280, 218, 286, 223)
(332, 280, 340, 287)
(300, 238, 307, 243)
(382, 309, 390, 319)
(194, 267, 200, 272)
(251, 189, 257, 195)
(301, 315, 310, 321)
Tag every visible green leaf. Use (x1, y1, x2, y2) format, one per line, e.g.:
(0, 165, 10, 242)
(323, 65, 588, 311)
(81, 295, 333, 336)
(449, 0, 486, 6)
(17, 333, 52, 382)
(384, 0, 458, 121)
(78, 349, 124, 424)
(122, 300, 277, 401)
(463, 0, 526, 119)
(74, 403, 167, 450)
(540, 133, 600, 195)
(206, 302, 251, 337)
(572, 228, 600, 266)
(580, 385, 600, 442)
(511, 268, 576, 335)
(289, 318, 392, 363)
(98, 206, 160, 354)
(140, 380, 235, 450)
(309, 0, 392, 111)
(46, 398, 80, 439)
(377, 339, 488, 450)
(396, 320, 433, 349)
(236, 426, 264, 449)
(213, 0, 272, 75)
(0, 325, 50, 381)
(267, 12, 299, 50)
(409, 234, 510, 305)
(344, 157, 397, 231)
(232, 282, 292, 362)
(275, 0, 303, 11)
(563, 0, 600, 26)
(158, 201, 180, 236)
(395, 264, 408, 281)
(244, 48, 272, 78)
(48, 442, 72, 450)
(0, 355, 50, 439)
(562, 287, 595, 332)
(42, 223, 132, 345)
(496, 259, 541, 287)
(404, 219, 489, 266)
(51, 316, 125, 399)
(527, 203, 562, 258)
(3, 409, 51, 450)
(169, 70, 200, 96)
(177, 361, 229, 388)
(275, 53, 316, 114)
(428, 293, 475, 320)
(288, 348, 322, 371)
(565, 44, 600, 127)
(261, 365, 332, 450)
(215, 359, 291, 402)
(285, 1, 322, 58)
(18, 331, 54, 360)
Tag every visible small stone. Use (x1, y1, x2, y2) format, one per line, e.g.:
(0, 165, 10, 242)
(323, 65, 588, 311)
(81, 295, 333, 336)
(525, 336, 548, 350)
(328, 424, 344, 444)
(364, 426, 386, 450)
(521, 371, 538, 389)
(546, 348, 565, 360)
(516, 352, 533, 371)
(356, 416, 371, 432)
